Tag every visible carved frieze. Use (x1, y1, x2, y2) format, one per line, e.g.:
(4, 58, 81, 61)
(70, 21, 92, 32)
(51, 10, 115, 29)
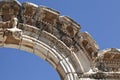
(1, 0, 120, 80)
(0, 1, 20, 21)
(3, 17, 22, 48)
(21, 2, 38, 25)
(18, 23, 40, 39)
(80, 32, 99, 59)
(61, 35, 73, 47)
(59, 16, 80, 38)
(35, 6, 59, 26)
(97, 48, 120, 72)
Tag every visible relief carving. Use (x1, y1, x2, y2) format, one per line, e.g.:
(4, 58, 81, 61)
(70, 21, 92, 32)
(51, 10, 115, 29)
(21, 2, 37, 25)
(61, 35, 73, 47)
(0, 2, 20, 21)
(59, 16, 80, 38)
(3, 17, 22, 45)
(1, 4, 11, 21)
(35, 7, 59, 26)
(1, 1, 120, 79)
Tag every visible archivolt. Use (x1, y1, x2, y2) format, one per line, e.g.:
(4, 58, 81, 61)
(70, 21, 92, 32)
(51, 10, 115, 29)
(0, 0, 99, 80)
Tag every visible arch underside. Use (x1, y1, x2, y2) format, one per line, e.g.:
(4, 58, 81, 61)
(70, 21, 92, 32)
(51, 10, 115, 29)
(0, 1, 95, 80)
(1, 0, 120, 80)
(0, 23, 82, 80)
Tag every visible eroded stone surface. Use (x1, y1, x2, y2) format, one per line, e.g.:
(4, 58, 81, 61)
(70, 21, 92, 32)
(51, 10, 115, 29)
(0, 0, 120, 80)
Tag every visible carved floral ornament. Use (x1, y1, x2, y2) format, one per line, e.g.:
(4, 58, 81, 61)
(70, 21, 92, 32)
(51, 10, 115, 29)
(0, 0, 120, 80)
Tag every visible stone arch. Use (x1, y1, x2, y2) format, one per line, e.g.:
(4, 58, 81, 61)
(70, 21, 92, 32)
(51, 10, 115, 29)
(0, 0, 99, 80)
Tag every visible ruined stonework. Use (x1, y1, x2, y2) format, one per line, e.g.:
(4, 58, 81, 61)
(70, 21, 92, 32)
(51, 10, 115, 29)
(0, 0, 120, 80)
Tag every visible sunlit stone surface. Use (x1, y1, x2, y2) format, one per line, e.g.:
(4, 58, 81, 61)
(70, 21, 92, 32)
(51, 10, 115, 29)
(0, 0, 120, 80)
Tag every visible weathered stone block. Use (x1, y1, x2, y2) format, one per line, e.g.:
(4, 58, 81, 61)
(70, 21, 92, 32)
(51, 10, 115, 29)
(0, 32, 3, 46)
(20, 36, 35, 53)
(35, 6, 59, 26)
(4, 31, 21, 48)
(76, 32, 99, 60)
(34, 41, 48, 60)
(18, 24, 40, 39)
(22, 2, 37, 17)
(0, 1, 20, 21)
(61, 35, 73, 47)
(21, 2, 38, 25)
(59, 16, 80, 38)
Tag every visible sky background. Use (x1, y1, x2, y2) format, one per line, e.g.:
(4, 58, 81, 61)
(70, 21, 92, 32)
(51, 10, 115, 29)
(0, 0, 120, 80)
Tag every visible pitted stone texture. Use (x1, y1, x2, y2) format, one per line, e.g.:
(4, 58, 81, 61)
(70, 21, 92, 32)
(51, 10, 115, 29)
(35, 6, 59, 26)
(0, 1, 99, 80)
(0, 0, 20, 21)
(97, 48, 120, 72)
(59, 16, 80, 38)
(21, 2, 38, 25)
(1, 0, 120, 80)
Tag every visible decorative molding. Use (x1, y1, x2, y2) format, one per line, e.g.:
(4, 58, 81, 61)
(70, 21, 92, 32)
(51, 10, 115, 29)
(0, 0, 120, 80)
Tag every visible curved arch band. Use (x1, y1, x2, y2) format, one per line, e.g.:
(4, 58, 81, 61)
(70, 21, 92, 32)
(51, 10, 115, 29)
(3, 0, 120, 80)
(0, 0, 99, 80)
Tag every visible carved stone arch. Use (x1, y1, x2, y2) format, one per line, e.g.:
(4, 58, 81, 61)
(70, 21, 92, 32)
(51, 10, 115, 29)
(0, 0, 103, 80)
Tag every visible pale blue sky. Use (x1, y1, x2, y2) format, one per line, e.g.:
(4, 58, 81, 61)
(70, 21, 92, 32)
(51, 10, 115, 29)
(0, 0, 120, 80)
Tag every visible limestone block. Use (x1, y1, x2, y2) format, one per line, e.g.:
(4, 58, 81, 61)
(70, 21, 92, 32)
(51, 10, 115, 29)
(4, 30, 21, 49)
(70, 44, 79, 53)
(46, 48, 61, 69)
(64, 73, 74, 80)
(35, 6, 59, 26)
(2, 1, 119, 80)
(60, 57, 75, 73)
(21, 2, 38, 25)
(18, 24, 40, 39)
(65, 57, 76, 73)
(20, 36, 35, 53)
(59, 60, 70, 73)
(35, 20, 45, 29)
(78, 32, 99, 60)
(34, 41, 49, 60)
(56, 63, 66, 80)
(56, 40, 71, 58)
(43, 24, 53, 33)
(38, 31, 56, 47)
(22, 2, 37, 17)
(76, 50, 91, 72)
(52, 27, 61, 38)
(59, 16, 80, 38)
(23, 26, 39, 39)
(74, 32, 82, 45)
(11, 4, 20, 16)
(0, 32, 3, 46)
(0, 22, 3, 30)
(46, 58, 57, 69)
(0, 1, 20, 21)
(0, 17, 20, 29)
(68, 51, 87, 73)
(47, 49, 60, 66)
(81, 32, 99, 51)
(61, 35, 73, 47)
(0, 22, 4, 46)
